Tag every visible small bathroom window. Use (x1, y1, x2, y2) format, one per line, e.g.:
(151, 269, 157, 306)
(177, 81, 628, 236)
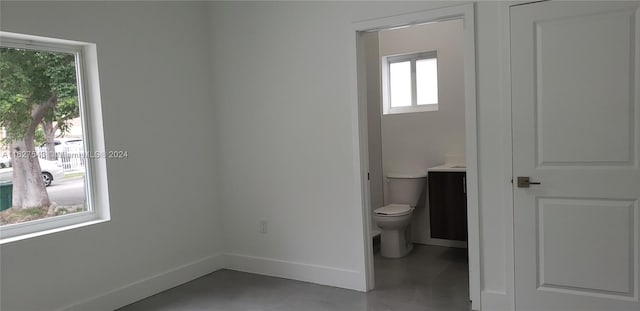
(382, 51, 438, 115)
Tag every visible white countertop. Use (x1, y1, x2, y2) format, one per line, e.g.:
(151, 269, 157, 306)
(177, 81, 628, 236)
(428, 164, 467, 172)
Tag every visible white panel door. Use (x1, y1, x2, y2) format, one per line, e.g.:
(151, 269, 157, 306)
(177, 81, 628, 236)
(511, 1, 640, 310)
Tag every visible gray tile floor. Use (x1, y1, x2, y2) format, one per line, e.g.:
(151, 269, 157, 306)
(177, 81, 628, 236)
(119, 245, 470, 311)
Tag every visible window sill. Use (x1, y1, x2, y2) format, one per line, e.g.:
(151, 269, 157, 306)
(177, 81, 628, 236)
(0, 213, 110, 245)
(384, 104, 438, 115)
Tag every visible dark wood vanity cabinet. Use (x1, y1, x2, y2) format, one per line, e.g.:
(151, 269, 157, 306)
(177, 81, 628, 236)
(428, 172, 467, 241)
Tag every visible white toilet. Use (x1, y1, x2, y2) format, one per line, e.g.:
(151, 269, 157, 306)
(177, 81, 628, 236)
(374, 172, 427, 258)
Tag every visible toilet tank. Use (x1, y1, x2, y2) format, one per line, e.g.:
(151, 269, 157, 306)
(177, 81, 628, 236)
(386, 172, 427, 206)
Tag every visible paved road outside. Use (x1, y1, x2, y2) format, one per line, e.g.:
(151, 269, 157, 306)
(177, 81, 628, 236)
(47, 176, 85, 206)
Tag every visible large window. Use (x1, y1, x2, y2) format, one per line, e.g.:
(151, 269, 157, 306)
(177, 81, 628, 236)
(382, 51, 439, 115)
(0, 32, 110, 243)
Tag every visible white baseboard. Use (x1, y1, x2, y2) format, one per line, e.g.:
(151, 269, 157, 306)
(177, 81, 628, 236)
(481, 290, 514, 311)
(224, 253, 366, 292)
(61, 253, 225, 311)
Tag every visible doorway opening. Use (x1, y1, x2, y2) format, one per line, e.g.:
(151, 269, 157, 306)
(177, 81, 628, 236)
(353, 4, 479, 310)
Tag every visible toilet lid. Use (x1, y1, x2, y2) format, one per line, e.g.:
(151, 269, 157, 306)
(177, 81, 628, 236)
(374, 204, 412, 216)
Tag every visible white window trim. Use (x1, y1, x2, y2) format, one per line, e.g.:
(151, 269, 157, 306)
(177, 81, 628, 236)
(381, 50, 439, 115)
(0, 32, 110, 244)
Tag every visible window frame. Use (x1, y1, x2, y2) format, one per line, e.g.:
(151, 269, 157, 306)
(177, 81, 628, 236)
(0, 32, 110, 243)
(381, 50, 439, 115)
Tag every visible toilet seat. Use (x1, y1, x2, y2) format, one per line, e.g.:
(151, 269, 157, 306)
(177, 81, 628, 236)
(374, 204, 413, 216)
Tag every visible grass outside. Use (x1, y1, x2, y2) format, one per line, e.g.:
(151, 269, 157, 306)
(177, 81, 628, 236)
(0, 204, 86, 225)
(1, 171, 86, 225)
(64, 172, 85, 178)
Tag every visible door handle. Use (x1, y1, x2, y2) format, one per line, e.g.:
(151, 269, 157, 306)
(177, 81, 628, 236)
(517, 176, 541, 188)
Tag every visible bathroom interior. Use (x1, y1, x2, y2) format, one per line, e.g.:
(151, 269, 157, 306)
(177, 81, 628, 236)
(363, 18, 470, 305)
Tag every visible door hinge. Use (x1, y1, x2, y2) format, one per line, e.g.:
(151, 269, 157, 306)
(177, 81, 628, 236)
(367, 172, 370, 180)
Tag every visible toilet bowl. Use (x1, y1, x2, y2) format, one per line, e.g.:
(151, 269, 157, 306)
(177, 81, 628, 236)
(375, 172, 427, 258)
(374, 204, 414, 258)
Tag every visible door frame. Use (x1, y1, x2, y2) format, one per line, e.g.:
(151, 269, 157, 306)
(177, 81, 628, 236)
(350, 3, 480, 309)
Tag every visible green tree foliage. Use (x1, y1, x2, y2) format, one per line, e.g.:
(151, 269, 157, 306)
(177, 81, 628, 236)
(0, 47, 78, 144)
(34, 127, 45, 147)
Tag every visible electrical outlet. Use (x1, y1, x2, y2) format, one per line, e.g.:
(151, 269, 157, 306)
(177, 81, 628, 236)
(259, 220, 268, 234)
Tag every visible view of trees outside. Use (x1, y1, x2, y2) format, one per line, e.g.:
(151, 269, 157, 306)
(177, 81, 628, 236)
(0, 46, 87, 225)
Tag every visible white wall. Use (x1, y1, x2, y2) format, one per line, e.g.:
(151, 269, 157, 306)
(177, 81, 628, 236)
(209, 2, 369, 289)
(374, 20, 466, 245)
(379, 20, 465, 175)
(210, 2, 514, 310)
(0, 2, 224, 310)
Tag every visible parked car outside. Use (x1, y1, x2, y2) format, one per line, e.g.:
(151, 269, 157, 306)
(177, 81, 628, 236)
(0, 157, 10, 169)
(38, 138, 84, 156)
(0, 158, 64, 187)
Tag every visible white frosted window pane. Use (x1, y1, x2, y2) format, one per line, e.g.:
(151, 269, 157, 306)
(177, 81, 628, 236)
(417, 58, 438, 105)
(390, 61, 411, 107)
